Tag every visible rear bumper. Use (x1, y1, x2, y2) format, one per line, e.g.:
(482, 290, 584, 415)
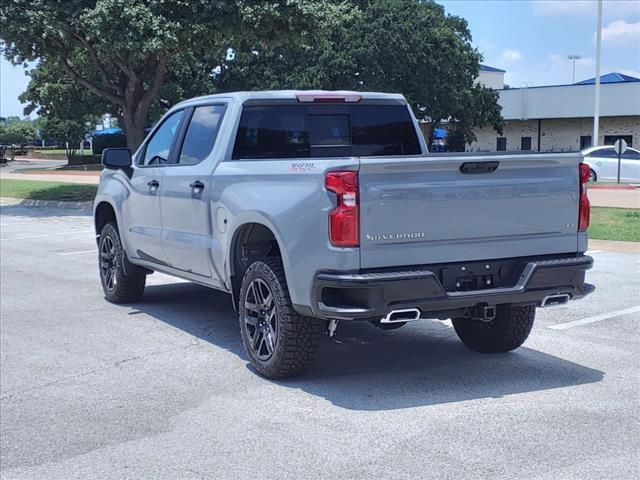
(310, 255, 594, 320)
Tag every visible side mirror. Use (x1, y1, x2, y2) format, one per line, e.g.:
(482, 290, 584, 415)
(102, 148, 132, 169)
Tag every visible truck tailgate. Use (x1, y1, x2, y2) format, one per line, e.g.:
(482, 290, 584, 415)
(358, 153, 581, 269)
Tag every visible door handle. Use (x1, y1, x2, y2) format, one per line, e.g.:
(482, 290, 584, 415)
(147, 179, 159, 188)
(190, 180, 205, 192)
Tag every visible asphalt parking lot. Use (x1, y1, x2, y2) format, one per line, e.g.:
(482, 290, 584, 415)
(1, 204, 639, 480)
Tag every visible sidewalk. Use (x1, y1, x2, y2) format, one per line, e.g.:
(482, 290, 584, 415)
(0, 171, 100, 184)
(588, 189, 640, 209)
(589, 239, 640, 254)
(1, 158, 100, 185)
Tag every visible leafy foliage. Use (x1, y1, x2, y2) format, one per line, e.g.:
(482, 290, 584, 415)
(217, 0, 503, 146)
(2, 0, 502, 150)
(39, 118, 90, 158)
(0, 120, 35, 159)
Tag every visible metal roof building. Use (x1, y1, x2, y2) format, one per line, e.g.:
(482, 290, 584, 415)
(468, 72, 640, 153)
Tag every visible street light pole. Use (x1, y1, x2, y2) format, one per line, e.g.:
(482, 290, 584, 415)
(593, 0, 603, 147)
(568, 55, 581, 83)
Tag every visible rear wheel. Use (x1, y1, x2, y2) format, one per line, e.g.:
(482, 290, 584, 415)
(589, 169, 597, 182)
(452, 304, 535, 353)
(239, 258, 323, 378)
(99, 222, 146, 303)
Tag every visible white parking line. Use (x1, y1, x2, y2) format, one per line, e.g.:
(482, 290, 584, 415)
(0, 230, 93, 241)
(549, 305, 640, 330)
(58, 249, 96, 256)
(586, 250, 604, 254)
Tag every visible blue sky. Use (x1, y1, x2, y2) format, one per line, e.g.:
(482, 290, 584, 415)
(440, 0, 640, 86)
(1, 0, 639, 118)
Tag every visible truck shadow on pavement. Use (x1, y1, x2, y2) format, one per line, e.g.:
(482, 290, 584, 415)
(136, 282, 604, 411)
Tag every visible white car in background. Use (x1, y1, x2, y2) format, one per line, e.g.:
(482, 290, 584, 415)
(582, 145, 640, 183)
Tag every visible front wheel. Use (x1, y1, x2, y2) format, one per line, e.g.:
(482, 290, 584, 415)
(239, 259, 323, 379)
(99, 221, 146, 303)
(452, 304, 535, 353)
(588, 169, 597, 182)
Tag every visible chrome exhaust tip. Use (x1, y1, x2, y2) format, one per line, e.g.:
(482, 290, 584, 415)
(541, 293, 571, 307)
(380, 308, 421, 323)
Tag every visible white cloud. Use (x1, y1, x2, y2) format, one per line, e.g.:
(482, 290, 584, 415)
(500, 49, 523, 62)
(502, 53, 596, 87)
(598, 19, 640, 44)
(532, 1, 594, 17)
(532, 0, 640, 20)
(619, 68, 640, 79)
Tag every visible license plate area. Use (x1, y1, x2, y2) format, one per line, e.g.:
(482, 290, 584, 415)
(439, 259, 523, 292)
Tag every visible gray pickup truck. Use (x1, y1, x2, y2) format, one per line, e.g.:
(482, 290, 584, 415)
(94, 90, 594, 378)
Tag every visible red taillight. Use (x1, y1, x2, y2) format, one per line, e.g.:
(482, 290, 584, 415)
(325, 171, 359, 247)
(579, 163, 590, 231)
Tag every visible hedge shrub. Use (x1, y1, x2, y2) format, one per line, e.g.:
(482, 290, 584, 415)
(68, 154, 102, 165)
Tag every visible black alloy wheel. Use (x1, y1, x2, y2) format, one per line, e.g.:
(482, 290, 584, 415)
(243, 278, 278, 360)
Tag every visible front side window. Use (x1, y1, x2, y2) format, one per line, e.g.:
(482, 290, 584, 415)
(178, 105, 226, 166)
(141, 110, 184, 166)
(232, 104, 420, 159)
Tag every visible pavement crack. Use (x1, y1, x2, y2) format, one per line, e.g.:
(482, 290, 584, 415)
(1, 343, 201, 402)
(0, 367, 102, 401)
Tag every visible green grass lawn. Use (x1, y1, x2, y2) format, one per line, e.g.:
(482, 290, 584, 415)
(0, 179, 97, 202)
(34, 149, 94, 156)
(589, 207, 640, 242)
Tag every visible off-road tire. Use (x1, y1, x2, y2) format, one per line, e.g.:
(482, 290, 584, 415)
(239, 258, 323, 378)
(99, 221, 146, 303)
(452, 304, 535, 353)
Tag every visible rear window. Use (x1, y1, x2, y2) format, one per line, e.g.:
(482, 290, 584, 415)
(232, 104, 420, 159)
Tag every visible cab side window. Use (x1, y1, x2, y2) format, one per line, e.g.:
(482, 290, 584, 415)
(177, 105, 226, 166)
(140, 110, 184, 166)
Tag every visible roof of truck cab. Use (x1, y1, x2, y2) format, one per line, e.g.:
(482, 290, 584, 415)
(173, 90, 407, 108)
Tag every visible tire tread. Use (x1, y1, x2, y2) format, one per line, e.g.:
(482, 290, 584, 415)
(100, 222, 146, 303)
(239, 258, 323, 378)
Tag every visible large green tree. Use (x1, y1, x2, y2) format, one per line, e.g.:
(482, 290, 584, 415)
(1, 0, 329, 149)
(3, 0, 502, 150)
(217, 0, 503, 146)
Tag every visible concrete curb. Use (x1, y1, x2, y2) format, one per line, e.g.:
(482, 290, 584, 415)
(0, 197, 93, 211)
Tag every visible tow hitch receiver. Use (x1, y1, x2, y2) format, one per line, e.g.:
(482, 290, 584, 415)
(464, 303, 496, 322)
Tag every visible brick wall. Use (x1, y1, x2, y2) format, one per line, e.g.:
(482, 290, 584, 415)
(467, 116, 640, 152)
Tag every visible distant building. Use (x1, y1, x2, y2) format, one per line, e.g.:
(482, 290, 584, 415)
(468, 72, 640, 152)
(476, 64, 506, 90)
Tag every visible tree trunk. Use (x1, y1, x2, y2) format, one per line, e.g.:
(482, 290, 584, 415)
(122, 106, 147, 152)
